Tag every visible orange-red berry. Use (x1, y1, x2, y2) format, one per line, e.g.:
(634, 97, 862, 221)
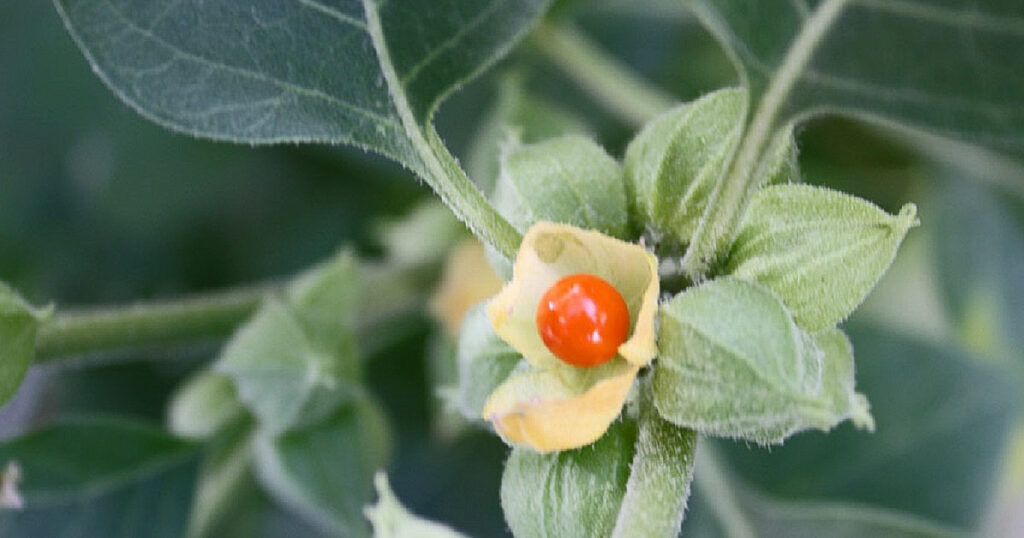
(535, 273, 630, 368)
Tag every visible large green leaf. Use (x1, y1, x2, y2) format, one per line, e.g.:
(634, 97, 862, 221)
(0, 417, 200, 537)
(685, 0, 1024, 158)
(718, 324, 1017, 530)
(54, 0, 548, 168)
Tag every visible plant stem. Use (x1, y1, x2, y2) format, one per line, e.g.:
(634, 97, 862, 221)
(33, 257, 440, 365)
(364, 0, 522, 260)
(34, 285, 274, 363)
(680, 0, 849, 279)
(533, 22, 676, 128)
(693, 445, 756, 538)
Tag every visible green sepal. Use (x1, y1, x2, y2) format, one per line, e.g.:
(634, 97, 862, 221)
(493, 134, 629, 239)
(0, 282, 50, 408)
(727, 184, 918, 331)
(652, 277, 872, 445)
(452, 303, 523, 421)
(215, 250, 362, 436)
(501, 420, 636, 538)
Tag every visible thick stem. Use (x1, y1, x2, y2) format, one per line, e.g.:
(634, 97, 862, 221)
(34, 285, 273, 363)
(680, 0, 849, 279)
(533, 22, 676, 128)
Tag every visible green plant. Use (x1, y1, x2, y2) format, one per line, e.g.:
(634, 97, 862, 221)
(1, 1, 1023, 536)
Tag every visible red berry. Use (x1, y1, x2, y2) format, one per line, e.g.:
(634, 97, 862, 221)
(535, 273, 630, 368)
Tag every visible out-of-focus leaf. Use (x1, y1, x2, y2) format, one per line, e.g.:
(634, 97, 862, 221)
(54, 0, 550, 174)
(0, 417, 199, 537)
(933, 177, 1024, 365)
(453, 304, 521, 422)
(365, 473, 469, 538)
(168, 370, 246, 440)
(187, 418, 254, 538)
(253, 397, 390, 538)
(216, 252, 362, 435)
(685, 0, 1024, 159)
(719, 324, 1018, 530)
(0, 283, 48, 408)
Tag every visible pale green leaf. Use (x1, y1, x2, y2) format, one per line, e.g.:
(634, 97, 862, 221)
(501, 420, 636, 538)
(466, 73, 592, 194)
(168, 370, 247, 440)
(685, 0, 1024, 158)
(253, 397, 390, 538)
(0, 417, 199, 537)
(719, 324, 1017, 530)
(652, 277, 871, 444)
(492, 134, 629, 239)
(215, 253, 362, 436)
(727, 184, 918, 331)
(375, 200, 465, 268)
(365, 473, 469, 538)
(609, 384, 697, 538)
(187, 419, 254, 538)
(0, 283, 48, 408)
(453, 303, 522, 421)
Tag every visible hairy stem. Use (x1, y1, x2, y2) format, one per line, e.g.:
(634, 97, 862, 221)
(533, 22, 676, 128)
(681, 0, 849, 279)
(34, 285, 272, 363)
(364, 0, 522, 260)
(34, 258, 438, 365)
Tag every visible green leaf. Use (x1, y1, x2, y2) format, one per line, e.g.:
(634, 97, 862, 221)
(452, 303, 522, 421)
(168, 370, 247, 440)
(365, 473, 469, 538)
(501, 420, 636, 538)
(215, 251, 362, 436)
(0, 417, 199, 537)
(685, 0, 1024, 158)
(253, 397, 390, 538)
(727, 184, 918, 331)
(492, 134, 629, 239)
(933, 177, 1024, 364)
(187, 419, 255, 538)
(54, 0, 547, 157)
(623, 88, 746, 243)
(376, 200, 465, 268)
(0, 283, 47, 408)
(652, 277, 871, 444)
(466, 73, 592, 194)
(608, 384, 698, 538)
(718, 324, 1018, 530)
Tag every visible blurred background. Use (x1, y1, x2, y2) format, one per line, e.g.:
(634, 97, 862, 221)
(2, 1, 1022, 536)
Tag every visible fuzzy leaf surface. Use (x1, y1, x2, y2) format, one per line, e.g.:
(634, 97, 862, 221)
(492, 135, 629, 239)
(727, 184, 918, 331)
(653, 277, 871, 444)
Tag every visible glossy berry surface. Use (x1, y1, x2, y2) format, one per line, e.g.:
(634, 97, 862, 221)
(535, 273, 630, 368)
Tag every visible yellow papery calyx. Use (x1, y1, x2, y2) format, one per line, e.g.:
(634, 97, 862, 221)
(482, 222, 660, 452)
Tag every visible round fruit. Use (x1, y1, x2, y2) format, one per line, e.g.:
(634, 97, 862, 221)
(535, 273, 630, 367)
